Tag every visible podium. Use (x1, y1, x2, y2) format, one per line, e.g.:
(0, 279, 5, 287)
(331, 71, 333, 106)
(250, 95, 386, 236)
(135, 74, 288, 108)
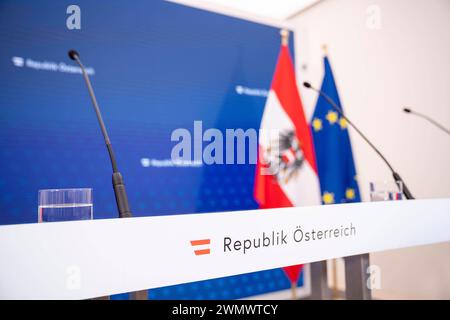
(0, 198, 449, 299)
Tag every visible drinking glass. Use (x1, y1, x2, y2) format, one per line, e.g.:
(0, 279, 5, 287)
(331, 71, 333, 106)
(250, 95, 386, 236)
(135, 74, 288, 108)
(38, 188, 93, 223)
(369, 181, 403, 202)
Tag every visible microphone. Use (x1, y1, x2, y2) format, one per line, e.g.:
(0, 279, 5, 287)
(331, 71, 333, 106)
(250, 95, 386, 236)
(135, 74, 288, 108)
(303, 81, 415, 200)
(403, 107, 450, 136)
(68, 49, 132, 218)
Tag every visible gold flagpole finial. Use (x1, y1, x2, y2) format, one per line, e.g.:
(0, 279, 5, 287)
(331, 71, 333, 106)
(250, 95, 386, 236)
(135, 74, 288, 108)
(322, 44, 328, 55)
(280, 29, 289, 46)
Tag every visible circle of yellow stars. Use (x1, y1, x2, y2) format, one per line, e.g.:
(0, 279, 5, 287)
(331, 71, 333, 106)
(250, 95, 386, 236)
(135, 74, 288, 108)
(312, 110, 348, 132)
(322, 188, 356, 204)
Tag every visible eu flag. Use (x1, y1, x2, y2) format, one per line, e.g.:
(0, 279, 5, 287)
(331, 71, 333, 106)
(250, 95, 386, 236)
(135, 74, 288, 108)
(311, 56, 361, 204)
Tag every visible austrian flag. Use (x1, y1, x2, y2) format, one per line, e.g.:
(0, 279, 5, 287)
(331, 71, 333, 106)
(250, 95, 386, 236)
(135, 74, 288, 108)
(254, 43, 321, 286)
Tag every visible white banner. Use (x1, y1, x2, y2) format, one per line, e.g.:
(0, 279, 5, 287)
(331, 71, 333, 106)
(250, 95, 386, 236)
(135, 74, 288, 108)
(0, 198, 449, 299)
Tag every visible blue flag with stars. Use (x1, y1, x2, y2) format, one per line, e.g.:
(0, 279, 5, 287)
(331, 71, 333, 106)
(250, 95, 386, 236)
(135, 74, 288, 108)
(311, 56, 361, 205)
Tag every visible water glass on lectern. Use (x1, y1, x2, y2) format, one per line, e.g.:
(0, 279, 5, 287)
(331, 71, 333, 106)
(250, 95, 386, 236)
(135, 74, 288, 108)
(369, 181, 403, 202)
(38, 188, 93, 223)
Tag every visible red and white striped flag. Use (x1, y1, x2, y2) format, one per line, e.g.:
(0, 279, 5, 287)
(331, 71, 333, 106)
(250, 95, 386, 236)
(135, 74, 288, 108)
(254, 42, 321, 288)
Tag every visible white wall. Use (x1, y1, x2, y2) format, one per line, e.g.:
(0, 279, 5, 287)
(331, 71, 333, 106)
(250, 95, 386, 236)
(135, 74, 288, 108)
(289, 0, 450, 299)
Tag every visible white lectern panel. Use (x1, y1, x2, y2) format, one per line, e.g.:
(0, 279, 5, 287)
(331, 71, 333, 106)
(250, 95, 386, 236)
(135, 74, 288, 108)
(0, 199, 449, 299)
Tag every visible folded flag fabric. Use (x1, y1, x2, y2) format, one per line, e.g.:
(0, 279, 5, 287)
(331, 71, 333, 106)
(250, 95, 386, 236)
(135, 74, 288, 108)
(254, 42, 321, 285)
(311, 56, 361, 205)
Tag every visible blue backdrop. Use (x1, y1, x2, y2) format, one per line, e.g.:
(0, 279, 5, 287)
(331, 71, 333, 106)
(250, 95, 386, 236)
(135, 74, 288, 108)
(0, 0, 302, 299)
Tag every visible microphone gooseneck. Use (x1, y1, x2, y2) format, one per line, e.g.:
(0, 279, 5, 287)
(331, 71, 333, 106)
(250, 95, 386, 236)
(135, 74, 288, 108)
(403, 107, 450, 136)
(69, 49, 132, 218)
(303, 82, 415, 200)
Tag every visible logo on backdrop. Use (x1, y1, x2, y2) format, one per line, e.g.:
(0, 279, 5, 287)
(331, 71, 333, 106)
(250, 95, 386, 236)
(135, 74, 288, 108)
(10, 56, 95, 75)
(11, 56, 24, 67)
(235, 85, 268, 97)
